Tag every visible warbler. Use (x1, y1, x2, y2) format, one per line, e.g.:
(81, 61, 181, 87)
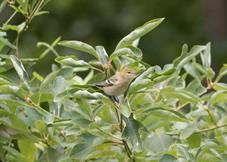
(95, 68, 137, 96)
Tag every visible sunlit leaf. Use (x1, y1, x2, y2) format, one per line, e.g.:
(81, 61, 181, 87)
(115, 18, 164, 50)
(58, 40, 98, 59)
(96, 46, 109, 65)
(18, 139, 37, 162)
(10, 55, 30, 90)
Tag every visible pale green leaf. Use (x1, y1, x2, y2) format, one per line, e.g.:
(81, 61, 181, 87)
(115, 18, 164, 50)
(58, 40, 98, 59)
(18, 139, 37, 162)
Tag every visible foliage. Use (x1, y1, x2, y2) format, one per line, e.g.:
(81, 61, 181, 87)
(0, 1, 227, 162)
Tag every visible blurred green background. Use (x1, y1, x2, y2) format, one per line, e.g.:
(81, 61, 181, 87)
(1, 0, 227, 74)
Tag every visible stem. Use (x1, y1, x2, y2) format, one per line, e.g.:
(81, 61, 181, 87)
(16, 32, 20, 57)
(204, 105, 217, 126)
(27, 0, 45, 23)
(195, 123, 227, 133)
(113, 102, 136, 162)
(167, 123, 227, 136)
(4, 10, 17, 25)
(96, 127, 122, 142)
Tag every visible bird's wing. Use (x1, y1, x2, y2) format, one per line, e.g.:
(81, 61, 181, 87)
(95, 77, 118, 87)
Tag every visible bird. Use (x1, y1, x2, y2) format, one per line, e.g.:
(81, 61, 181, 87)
(95, 68, 137, 97)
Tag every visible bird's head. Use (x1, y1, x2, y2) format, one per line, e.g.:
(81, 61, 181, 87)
(116, 68, 137, 80)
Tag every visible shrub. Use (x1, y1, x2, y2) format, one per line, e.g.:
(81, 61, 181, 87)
(0, 1, 227, 162)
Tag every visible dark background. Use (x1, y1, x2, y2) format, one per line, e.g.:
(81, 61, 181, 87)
(1, 0, 227, 74)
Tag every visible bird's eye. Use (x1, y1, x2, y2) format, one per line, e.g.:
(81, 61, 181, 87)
(127, 71, 131, 74)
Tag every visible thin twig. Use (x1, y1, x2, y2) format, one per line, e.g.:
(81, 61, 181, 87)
(15, 32, 20, 57)
(195, 123, 227, 133)
(27, 0, 45, 23)
(167, 123, 227, 136)
(4, 10, 17, 25)
(96, 127, 122, 141)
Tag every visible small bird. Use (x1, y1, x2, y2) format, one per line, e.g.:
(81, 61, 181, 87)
(95, 68, 137, 96)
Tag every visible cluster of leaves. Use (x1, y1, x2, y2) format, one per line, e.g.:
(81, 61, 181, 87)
(1, 1, 227, 162)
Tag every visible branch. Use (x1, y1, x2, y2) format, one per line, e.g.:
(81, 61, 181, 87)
(195, 123, 227, 133)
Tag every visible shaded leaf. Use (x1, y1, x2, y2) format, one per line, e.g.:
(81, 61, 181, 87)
(188, 133, 201, 148)
(122, 113, 147, 151)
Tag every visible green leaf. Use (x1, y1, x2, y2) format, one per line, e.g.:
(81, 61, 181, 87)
(122, 113, 147, 151)
(0, 37, 16, 50)
(35, 120, 47, 133)
(115, 18, 164, 50)
(188, 133, 201, 148)
(31, 92, 53, 104)
(186, 80, 207, 96)
(175, 45, 207, 70)
(143, 107, 187, 122)
(56, 56, 89, 67)
(38, 37, 61, 59)
(110, 48, 134, 69)
(70, 143, 93, 160)
(161, 87, 200, 103)
(195, 142, 220, 162)
(16, 0, 28, 14)
(0, 114, 29, 132)
(33, 11, 49, 17)
(159, 154, 178, 162)
(180, 122, 197, 139)
(145, 130, 174, 154)
(200, 42, 211, 68)
(32, 72, 44, 81)
(18, 139, 37, 162)
(10, 55, 30, 90)
(55, 55, 78, 64)
(70, 133, 101, 160)
(40, 68, 73, 92)
(75, 98, 94, 121)
(184, 63, 202, 81)
(128, 67, 154, 95)
(215, 64, 227, 82)
(110, 47, 142, 61)
(39, 70, 59, 92)
(173, 44, 188, 66)
(3, 146, 27, 162)
(3, 22, 26, 33)
(177, 145, 194, 161)
(128, 46, 143, 58)
(95, 46, 109, 65)
(210, 90, 227, 105)
(58, 40, 98, 59)
(212, 82, 227, 91)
